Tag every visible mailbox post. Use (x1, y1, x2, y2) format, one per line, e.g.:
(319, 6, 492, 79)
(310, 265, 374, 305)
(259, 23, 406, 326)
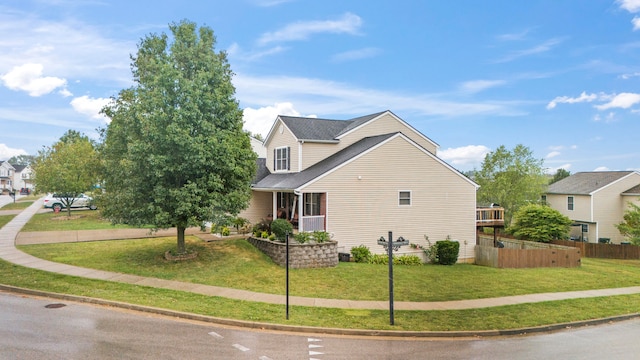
(377, 231, 409, 325)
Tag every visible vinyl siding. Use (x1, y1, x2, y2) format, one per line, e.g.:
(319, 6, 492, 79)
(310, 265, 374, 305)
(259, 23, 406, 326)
(299, 113, 438, 171)
(338, 113, 438, 155)
(265, 120, 299, 173)
(238, 191, 272, 225)
(300, 136, 476, 260)
(592, 173, 640, 243)
(546, 193, 592, 222)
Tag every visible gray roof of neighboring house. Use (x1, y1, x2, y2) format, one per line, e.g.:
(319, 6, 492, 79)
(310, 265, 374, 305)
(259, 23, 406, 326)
(253, 133, 397, 190)
(279, 110, 388, 142)
(547, 171, 635, 195)
(12, 165, 27, 172)
(623, 184, 640, 195)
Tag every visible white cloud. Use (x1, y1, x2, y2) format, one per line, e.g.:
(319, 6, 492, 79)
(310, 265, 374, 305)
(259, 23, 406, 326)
(233, 73, 521, 119)
(593, 166, 610, 171)
(593, 112, 616, 123)
(227, 42, 287, 62)
(618, 0, 640, 13)
(0, 144, 28, 161)
(595, 92, 640, 110)
(70, 95, 111, 121)
(257, 12, 362, 45)
(243, 102, 316, 137)
(633, 16, 640, 30)
(546, 151, 561, 159)
(545, 164, 571, 175)
(331, 47, 381, 63)
(546, 91, 599, 109)
(459, 80, 506, 94)
(1, 63, 67, 96)
(438, 145, 490, 167)
(494, 38, 564, 63)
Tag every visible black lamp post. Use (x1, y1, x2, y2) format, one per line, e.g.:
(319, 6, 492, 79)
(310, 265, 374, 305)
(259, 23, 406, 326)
(377, 231, 409, 325)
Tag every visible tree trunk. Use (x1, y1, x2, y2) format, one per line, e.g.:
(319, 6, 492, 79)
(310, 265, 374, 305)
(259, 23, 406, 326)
(177, 226, 186, 254)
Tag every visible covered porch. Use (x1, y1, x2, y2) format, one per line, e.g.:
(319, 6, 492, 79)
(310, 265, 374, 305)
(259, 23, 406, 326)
(269, 191, 327, 232)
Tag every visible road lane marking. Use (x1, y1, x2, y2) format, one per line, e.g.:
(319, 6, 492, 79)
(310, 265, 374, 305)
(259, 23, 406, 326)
(233, 344, 250, 352)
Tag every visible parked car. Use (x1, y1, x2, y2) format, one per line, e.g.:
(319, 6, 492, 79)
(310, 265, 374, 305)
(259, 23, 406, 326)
(43, 193, 97, 211)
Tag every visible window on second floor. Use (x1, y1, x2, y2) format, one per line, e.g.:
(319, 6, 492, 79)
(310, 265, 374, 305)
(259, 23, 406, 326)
(274, 146, 290, 171)
(399, 191, 411, 206)
(567, 196, 574, 211)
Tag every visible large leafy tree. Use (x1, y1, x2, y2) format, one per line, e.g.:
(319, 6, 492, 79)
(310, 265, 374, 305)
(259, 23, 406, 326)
(475, 144, 547, 225)
(508, 204, 572, 242)
(549, 168, 570, 184)
(101, 20, 257, 254)
(32, 130, 99, 216)
(616, 202, 640, 245)
(7, 154, 35, 166)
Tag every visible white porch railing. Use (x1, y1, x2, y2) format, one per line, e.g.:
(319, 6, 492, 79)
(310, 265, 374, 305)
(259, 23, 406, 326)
(302, 215, 325, 232)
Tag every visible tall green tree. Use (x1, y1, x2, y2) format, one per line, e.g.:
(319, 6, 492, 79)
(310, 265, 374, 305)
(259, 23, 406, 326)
(7, 154, 35, 166)
(508, 204, 572, 242)
(32, 130, 99, 216)
(475, 144, 547, 225)
(616, 202, 640, 245)
(101, 20, 257, 254)
(550, 168, 571, 184)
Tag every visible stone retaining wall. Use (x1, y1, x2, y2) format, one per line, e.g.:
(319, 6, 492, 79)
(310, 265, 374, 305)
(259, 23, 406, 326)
(247, 237, 338, 268)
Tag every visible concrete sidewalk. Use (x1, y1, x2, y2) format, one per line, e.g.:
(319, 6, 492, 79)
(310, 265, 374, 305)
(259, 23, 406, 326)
(2, 198, 640, 311)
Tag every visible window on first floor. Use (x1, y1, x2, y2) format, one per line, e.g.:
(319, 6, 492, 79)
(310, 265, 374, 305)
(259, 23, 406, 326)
(399, 191, 411, 206)
(582, 224, 589, 233)
(567, 196, 574, 211)
(304, 193, 321, 216)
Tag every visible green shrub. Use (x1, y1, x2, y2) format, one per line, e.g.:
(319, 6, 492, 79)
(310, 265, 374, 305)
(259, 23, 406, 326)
(424, 243, 438, 264)
(312, 231, 330, 243)
(435, 240, 459, 265)
(369, 254, 388, 264)
(260, 231, 270, 239)
(294, 232, 312, 244)
(221, 226, 230, 237)
(270, 219, 293, 241)
(395, 255, 423, 266)
(350, 245, 372, 263)
(268, 233, 276, 241)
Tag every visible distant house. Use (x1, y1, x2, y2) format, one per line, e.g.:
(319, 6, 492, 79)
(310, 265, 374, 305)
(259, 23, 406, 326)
(0, 161, 15, 192)
(239, 110, 479, 261)
(546, 171, 640, 244)
(12, 164, 34, 192)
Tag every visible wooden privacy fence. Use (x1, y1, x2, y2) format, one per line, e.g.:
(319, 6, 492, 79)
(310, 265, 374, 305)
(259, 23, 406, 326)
(476, 235, 581, 268)
(551, 240, 640, 260)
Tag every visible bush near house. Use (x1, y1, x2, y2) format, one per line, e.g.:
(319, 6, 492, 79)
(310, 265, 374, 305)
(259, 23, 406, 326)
(435, 240, 460, 265)
(270, 219, 293, 242)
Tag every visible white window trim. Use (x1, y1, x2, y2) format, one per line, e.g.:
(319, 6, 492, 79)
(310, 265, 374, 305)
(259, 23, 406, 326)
(274, 146, 289, 172)
(398, 190, 412, 206)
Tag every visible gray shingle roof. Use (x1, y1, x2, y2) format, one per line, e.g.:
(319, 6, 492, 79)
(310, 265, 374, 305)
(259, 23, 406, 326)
(623, 184, 640, 195)
(547, 171, 635, 195)
(279, 110, 389, 142)
(253, 133, 397, 190)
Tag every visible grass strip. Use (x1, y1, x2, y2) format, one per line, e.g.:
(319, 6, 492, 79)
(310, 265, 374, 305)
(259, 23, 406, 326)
(0, 215, 15, 228)
(18, 237, 640, 302)
(0, 201, 33, 210)
(0, 259, 639, 332)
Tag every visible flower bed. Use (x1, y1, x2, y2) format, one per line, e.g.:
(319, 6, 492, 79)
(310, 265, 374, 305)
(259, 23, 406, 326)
(248, 237, 338, 268)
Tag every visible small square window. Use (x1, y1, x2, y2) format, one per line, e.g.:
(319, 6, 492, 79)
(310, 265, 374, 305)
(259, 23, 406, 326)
(399, 191, 411, 206)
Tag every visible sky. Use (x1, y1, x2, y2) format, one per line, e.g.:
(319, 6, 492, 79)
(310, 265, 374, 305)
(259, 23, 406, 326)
(1, 0, 640, 174)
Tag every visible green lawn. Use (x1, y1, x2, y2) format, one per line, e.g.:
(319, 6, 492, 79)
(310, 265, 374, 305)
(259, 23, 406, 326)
(0, 200, 33, 210)
(17, 237, 640, 302)
(21, 210, 143, 231)
(0, 215, 15, 228)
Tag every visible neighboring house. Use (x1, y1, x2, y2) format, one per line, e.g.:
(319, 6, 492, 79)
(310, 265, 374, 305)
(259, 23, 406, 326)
(239, 110, 479, 261)
(250, 137, 267, 158)
(546, 171, 640, 244)
(0, 161, 15, 192)
(12, 164, 34, 191)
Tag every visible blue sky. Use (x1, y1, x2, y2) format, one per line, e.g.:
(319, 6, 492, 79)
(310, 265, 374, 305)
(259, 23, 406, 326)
(1, 0, 640, 173)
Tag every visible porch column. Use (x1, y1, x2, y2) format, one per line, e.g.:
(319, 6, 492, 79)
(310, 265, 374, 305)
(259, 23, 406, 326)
(272, 192, 277, 222)
(297, 192, 304, 232)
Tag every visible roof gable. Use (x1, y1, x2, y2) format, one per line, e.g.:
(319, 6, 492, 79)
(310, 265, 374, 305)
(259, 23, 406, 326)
(254, 132, 477, 191)
(548, 171, 636, 195)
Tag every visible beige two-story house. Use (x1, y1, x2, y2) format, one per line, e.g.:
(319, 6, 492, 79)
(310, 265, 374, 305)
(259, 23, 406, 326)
(0, 161, 15, 192)
(546, 171, 640, 244)
(240, 110, 479, 261)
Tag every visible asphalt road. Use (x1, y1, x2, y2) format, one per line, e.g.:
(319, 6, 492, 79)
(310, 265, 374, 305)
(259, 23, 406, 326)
(1, 291, 639, 359)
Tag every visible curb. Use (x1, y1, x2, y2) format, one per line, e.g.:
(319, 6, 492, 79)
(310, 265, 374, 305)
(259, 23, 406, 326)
(2, 283, 639, 339)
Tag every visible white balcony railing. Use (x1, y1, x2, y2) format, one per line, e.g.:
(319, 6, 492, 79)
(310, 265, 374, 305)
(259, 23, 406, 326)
(302, 215, 325, 232)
